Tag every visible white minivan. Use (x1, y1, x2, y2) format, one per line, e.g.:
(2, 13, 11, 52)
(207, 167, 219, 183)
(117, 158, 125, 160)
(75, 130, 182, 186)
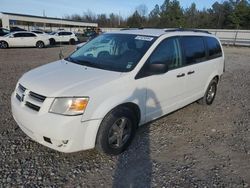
(11, 29, 224, 155)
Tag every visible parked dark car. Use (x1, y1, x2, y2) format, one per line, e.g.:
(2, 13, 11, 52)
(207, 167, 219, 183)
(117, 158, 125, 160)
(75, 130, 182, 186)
(0, 28, 10, 36)
(75, 30, 99, 43)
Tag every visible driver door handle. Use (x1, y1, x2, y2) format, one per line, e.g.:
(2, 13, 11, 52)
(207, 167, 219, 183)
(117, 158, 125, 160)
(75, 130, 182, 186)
(187, 71, 195, 75)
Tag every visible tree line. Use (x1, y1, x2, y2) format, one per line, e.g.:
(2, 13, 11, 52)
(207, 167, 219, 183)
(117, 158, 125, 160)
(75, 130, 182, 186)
(64, 0, 250, 29)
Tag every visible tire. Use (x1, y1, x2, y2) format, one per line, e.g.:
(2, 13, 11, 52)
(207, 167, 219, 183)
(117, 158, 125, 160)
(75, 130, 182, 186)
(96, 107, 137, 155)
(49, 38, 56, 45)
(36, 41, 45, 48)
(0, 41, 8, 49)
(69, 39, 75, 45)
(198, 79, 218, 105)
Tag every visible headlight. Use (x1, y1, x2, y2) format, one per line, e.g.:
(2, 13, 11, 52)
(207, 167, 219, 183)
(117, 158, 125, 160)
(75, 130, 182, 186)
(49, 97, 89, 116)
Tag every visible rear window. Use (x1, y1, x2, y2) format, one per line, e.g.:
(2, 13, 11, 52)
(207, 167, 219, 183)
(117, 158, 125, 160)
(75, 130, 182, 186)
(181, 36, 206, 64)
(205, 37, 222, 59)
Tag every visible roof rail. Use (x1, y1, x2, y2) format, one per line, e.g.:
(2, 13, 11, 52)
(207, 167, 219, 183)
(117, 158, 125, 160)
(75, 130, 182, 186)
(120, 27, 144, 31)
(164, 28, 211, 34)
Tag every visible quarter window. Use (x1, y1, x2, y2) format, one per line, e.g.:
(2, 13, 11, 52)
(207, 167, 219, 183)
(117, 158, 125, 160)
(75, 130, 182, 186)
(181, 36, 206, 64)
(206, 37, 222, 59)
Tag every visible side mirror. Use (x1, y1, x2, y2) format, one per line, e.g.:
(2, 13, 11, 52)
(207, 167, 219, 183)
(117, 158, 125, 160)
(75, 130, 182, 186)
(148, 62, 168, 75)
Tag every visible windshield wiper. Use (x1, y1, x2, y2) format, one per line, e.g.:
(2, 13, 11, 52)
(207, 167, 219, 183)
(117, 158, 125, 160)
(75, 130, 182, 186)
(66, 57, 103, 69)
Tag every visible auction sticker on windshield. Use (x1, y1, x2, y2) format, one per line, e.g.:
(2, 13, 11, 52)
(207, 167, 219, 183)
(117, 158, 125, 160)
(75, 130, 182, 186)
(135, 36, 154, 41)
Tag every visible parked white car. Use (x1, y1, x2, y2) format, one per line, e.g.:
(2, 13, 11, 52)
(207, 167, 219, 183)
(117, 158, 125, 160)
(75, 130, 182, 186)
(11, 29, 225, 155)
(49, 31, 78, 45)
(0, 31, 50, 48)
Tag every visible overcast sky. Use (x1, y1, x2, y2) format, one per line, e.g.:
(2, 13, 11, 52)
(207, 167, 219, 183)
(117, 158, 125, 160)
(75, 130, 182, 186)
(1, 0, 218, 18)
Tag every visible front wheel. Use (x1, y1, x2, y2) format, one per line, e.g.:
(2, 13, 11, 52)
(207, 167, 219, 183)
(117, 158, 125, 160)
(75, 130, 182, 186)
(95, 107, 137, 155)
(0, 41, 8, 49)
(36, 41, 45, 48)
(198, 79, 217, 105)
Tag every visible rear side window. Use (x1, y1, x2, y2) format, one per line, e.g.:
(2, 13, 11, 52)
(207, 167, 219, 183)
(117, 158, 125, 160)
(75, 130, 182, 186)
(181, 36, 206, 65)
(205, 37, 222, 59)
(23, 33, 36, 37)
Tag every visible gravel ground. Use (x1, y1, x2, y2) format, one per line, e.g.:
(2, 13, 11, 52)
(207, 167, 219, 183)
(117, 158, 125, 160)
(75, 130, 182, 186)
(0, 45, 249, 187)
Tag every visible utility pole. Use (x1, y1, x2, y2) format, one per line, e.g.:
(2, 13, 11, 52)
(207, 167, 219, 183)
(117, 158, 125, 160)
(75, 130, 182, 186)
(43, 10, 46, 31)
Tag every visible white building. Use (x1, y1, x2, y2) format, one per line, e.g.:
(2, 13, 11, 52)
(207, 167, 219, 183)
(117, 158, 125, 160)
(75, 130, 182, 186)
(0, 12, 98, 33)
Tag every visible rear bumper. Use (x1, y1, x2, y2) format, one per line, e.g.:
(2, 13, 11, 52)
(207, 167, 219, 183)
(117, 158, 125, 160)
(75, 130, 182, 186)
(11, 93, 101, 153)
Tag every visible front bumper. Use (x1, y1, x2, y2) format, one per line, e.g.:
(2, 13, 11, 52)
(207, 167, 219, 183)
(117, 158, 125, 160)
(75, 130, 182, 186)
(11, 93, 101, 153)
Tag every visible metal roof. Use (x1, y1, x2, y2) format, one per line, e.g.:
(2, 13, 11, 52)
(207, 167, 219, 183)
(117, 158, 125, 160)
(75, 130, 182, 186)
(1, 12, 97, 25)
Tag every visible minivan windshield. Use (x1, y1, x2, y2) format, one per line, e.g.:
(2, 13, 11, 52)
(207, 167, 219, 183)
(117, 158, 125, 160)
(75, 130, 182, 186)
(66, 33, 156, 72)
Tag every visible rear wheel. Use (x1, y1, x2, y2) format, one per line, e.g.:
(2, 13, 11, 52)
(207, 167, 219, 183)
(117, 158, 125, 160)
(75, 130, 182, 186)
(69, 39, 75, 45)
(96, 107, 137, 155)
(198, 79, 218, 105)
(36, 41, 45, 48)
(0, 41, 8, 49)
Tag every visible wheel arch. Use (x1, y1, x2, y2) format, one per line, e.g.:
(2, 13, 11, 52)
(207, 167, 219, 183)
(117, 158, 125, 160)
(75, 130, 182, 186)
(113, 102, 141, 127)
(203, 72, 220, 94)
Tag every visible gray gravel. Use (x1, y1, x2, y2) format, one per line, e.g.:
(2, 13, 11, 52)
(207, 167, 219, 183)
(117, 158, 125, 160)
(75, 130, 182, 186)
(0, 45, 249, 187)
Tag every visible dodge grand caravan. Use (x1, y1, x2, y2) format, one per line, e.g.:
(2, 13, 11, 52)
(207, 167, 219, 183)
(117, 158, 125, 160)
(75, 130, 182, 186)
(11, 29, 224, 155)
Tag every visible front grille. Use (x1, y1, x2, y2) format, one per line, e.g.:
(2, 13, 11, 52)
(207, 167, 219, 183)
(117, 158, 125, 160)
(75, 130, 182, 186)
(18, 84, 26, 92)
(25, 101, 41, 111)
(16, 93, 22, 102)
(29, 91, 46, 102)
(15, 83, 47, 112)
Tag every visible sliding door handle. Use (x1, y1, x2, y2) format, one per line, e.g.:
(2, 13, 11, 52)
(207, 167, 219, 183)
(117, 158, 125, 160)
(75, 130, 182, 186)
(187, 71, 195, 75)
(177, 73, 185, 78)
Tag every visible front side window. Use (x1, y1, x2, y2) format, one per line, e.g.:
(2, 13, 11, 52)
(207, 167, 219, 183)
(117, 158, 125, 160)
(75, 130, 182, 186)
(181, 36, 206, 65)
(148, 37, 182, 70)
(67, 34, 156, 72)
(136, 37, 182, 78)
(14, 33, 25, 37)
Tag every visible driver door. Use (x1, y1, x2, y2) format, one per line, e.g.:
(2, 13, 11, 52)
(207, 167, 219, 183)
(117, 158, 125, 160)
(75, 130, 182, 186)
(9, 33, 25, 47)
(137, 37, 189, 122)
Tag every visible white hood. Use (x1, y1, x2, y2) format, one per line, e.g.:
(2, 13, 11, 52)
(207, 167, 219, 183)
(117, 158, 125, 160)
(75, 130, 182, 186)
(19, 60, 122, 97)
